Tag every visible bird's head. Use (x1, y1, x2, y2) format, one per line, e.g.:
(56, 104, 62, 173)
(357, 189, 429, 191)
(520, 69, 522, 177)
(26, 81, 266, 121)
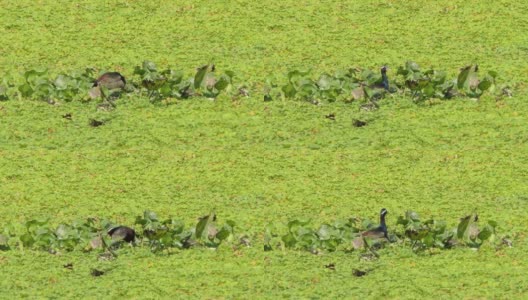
(380, 208, 388, 217)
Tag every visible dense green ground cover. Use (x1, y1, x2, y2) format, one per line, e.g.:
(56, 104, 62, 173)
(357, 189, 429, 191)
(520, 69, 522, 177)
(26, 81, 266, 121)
(1, 0, 528, 298)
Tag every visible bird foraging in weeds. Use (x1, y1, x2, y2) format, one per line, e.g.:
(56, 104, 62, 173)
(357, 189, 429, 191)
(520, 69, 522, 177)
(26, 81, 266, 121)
(352, 208, 389, 250)
(88, 72, 127, 105)
(361, 208, 388, 239)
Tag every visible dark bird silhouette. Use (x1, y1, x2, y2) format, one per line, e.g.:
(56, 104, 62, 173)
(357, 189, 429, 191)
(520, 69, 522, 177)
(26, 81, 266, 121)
(352, 208, 389, 250)
(107, 226, 136, 243)
(372, 66, 389, 91)
(361, 208, 388, 239)
(352, 66, 390, 104)
(89, 72, 126, 99)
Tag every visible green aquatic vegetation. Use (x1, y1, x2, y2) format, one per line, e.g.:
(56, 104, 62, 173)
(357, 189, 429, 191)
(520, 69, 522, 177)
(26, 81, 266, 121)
(264, 211, 500, 254)
(1, 0, 528, 298)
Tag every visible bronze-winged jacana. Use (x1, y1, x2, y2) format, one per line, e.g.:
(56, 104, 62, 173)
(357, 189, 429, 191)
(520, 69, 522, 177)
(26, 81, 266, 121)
(361, 208, 388, 239)
(89, 72, 126, 99)
(107, 226, 136, 243)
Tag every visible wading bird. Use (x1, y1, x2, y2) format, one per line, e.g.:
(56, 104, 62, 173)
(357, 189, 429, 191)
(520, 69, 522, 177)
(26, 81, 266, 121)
(89, 72, 126, 100)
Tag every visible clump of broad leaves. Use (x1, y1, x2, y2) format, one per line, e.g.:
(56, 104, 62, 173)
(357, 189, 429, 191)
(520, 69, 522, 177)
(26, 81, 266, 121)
(264, 67, 393, 104)
(395, 62, 497, 101)
(134, 210, 236, 252)
(264, 211, 507, 256)
(264, 62, 501, 104)
(6, 68, 96, 103)
(133, 61, 236, 102)
(0, 211, 237, 254)
(396, 211, 501, 251)
(0, 62, 238, 103)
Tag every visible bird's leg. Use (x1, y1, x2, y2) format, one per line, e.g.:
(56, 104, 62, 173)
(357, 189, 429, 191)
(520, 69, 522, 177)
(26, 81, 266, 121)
(100, 88, 116, 107)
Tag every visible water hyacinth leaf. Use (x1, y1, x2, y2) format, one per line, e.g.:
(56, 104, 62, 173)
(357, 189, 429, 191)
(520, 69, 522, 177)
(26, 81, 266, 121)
(159, 83, 172, 97)
(406, 61, 421, 72)
(133, 65, 146, 76)
(214, 74, 230, 91)
(25, 219, 49, 232)
(457, 66, 471, 89)
(317, 74, 333, 90)
(216, 224, 234, 241)
(282, 233, 297, 248)
(423, 83, 435, 97)
(195, 212, 215, 240)
(406, 211, 420, 222)
(144, 210, 159, 222)
(297, 83, 318, 98)
(478, 75, 494, 91)
(194, 65, 209, 89)
(54, 75, 71, 90)
(287, 219, 311, 233)
(287, 69, 310, 83)
(477, 225, 494, 241)
(432, 71, 447, 84)
(282, 83, 297, 98)
(317, 224, 337, 240)
(0, 234, 9, 250)
(20, 233, 35, 247)
(18, 83, 33, 97)
(55, 224, 71, 239)
(162, 69, 184, 82)
(224, 70, 235, 79)
(0, 85, 7, 101)
(24, 68, 48, 83)
(457, 215, 471, 239)
(142, 61, 158, 72)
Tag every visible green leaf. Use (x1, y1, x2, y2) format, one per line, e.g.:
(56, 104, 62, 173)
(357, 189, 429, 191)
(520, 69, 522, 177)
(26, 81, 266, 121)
(405, 211, 420, 222)
(281, 233, 297, 248)
(287, 219, 311, 233)
(214, 74, 230, 91)
(54, 75, 70, 90)
(287, 69, 310, 83)
(18, 83, 34, 97)
(194, 65, 209, 89)
(225, 70, 236, 79)
(317, 224, 337, 240)
(24, 68, 48, 84)
(281, 83, 297, 98)
(20, 233, 35, 247)
(0, 234, 9, 250)
(159, 82, 172, 97)
(477, 225, 494, 241)
(457, 215, 471, 239)
(317, 74, 333, 91)
(406, 61, 421, 72)
(478, 75, 494, 91)
(195, 212, 215, 240)
(142, 61, 158, 72)
(55, 224, 71, 239)
(216, 223, 234, 241)
(144, 210, 159, 222)
(457, 66, 471, 89)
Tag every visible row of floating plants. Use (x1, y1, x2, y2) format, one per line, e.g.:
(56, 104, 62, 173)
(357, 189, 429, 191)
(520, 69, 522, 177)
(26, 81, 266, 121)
(0, 209, 512, 258)
(0, 61, 511, 105)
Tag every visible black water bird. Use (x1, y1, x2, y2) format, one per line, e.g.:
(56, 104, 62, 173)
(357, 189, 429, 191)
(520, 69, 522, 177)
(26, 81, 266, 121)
(89, 72, 126, 99)
(353, 66, 390, 105)
(107, 226, 136, 243)
(361, 208, 388, 239)
(352, 208, 389, 250)
(373, 66, 389, 91)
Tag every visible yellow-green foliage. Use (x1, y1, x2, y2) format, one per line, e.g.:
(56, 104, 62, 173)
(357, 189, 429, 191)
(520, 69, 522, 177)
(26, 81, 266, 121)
(0, 0, 527, 298)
